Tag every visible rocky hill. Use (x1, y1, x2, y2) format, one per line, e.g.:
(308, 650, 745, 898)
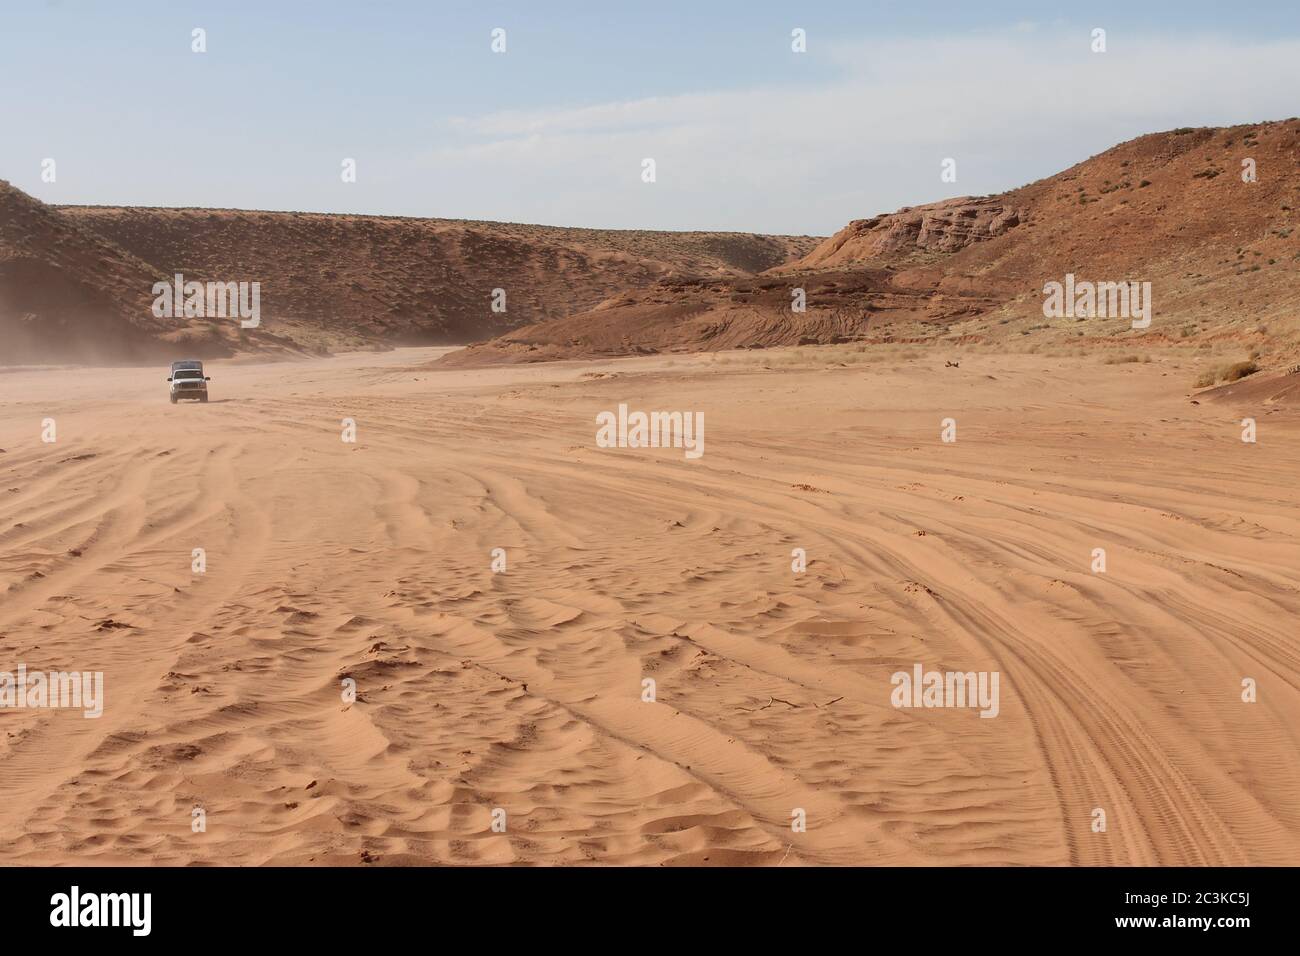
(443, 120, 1300, 367)
(2, 183, 819, 365)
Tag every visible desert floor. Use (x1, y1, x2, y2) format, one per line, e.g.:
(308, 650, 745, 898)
(1, 347, 1297, 865)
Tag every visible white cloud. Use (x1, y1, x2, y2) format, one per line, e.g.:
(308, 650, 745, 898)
(415, 29, 1300, 234)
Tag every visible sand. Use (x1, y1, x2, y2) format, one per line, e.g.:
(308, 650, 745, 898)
(1, 346, 1298, 865)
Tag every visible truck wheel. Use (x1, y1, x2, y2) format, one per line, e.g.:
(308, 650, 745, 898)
(170, 395, 177, 404)
(200, 395, 209, 403)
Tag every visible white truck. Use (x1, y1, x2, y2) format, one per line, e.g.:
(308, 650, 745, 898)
(167, 360, 210, 403)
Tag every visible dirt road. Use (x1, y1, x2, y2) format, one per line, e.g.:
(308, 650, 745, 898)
(1, 348, 1297, 864)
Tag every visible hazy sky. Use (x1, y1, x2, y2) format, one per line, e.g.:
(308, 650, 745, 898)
(5, 0, 1300, 234)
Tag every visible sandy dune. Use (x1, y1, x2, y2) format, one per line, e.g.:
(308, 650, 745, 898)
(1, 348, 1298, 865)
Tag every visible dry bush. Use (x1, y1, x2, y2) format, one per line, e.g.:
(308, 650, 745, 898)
(1223, 360, 1260, 382)
(1195, 358, 1259, 387)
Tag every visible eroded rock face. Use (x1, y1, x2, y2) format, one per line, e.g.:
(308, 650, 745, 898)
(798, 197, 1025, 266)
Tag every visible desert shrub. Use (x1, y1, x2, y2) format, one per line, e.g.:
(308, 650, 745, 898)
(1222, 360, 1259, 382)
(1196, 359, 1260, 387)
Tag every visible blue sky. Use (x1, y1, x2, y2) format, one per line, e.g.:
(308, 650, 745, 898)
(4, 0, 1300, 233)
